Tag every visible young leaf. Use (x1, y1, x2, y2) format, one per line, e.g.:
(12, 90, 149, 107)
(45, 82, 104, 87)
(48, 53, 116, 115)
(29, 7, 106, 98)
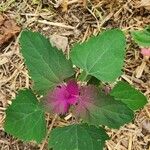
(131, 27, 150, 47)
(4, 89, 47, 143)
(71, 29, 126, 82)
(110, 81, 147, 110)
(74, 86, 134, 129)
(20, 31, 74, 95)
(49, 124, 109, 150)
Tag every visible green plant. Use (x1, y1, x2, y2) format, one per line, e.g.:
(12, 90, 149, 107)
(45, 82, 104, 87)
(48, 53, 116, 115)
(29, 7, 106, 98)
(4, 29, 147, 150)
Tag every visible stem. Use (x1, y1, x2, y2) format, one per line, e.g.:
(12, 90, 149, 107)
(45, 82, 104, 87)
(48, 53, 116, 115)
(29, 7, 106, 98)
(78, 70, 90, 82)
(40, 114, 58, 150)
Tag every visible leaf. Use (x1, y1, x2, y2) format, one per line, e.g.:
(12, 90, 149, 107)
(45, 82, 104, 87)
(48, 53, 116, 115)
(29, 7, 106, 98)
(4, 89, 47, 143)
(49, 124, 109, 150)
(74, 86, 134, 129)
(20, 31, 74, 95)
(71, 29, 126, 82)
(87, 76, 100, 86)
(132, 27, 150, 47)
(110, 81, 147, 110)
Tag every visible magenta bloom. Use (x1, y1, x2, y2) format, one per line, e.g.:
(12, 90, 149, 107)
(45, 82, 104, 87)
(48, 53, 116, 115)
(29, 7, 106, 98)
(46, 80, 79, 114)
(141, 48, 150, 56)
(45, 80, 99, 117)
(74, 86, 98, 119)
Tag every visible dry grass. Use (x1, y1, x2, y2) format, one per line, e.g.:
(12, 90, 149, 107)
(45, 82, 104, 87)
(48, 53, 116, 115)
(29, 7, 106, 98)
(0, 0, 150, 149)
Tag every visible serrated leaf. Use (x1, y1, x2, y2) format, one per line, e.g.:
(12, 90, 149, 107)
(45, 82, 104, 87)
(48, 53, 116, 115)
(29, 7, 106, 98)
(74, 86, 134, 129)
(20, 31, 74, 95)
(110, 81, 147, 110)
(71, 29, 126, 82)
(4, 89, 46, 143)
(132, 27, 150, 47)
(49, 124, 109, 150)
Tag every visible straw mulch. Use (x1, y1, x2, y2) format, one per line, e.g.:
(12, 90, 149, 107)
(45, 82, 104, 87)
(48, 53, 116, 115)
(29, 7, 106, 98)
(0, 0, 150, 149)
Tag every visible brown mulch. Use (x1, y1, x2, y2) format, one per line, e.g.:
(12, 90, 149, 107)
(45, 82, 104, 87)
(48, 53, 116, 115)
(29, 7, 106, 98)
(0, 0, 150, 149)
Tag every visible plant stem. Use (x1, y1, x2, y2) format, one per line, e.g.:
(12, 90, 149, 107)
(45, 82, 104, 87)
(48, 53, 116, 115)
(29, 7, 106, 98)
(39, 114, 58, 150)
(78, 70, 90, 82)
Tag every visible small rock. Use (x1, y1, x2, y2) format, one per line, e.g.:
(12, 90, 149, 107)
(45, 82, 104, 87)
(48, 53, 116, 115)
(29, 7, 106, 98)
(141, 119, 150, 134)
(50, 34, 68, 52)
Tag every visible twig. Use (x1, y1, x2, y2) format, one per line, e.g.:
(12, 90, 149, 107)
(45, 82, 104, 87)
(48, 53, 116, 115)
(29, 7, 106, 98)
(62, 0, 68, 12)
(68, 0, 78, 5)
(86, 7, 100, 30)
(82, 25, 90, 43)
(99, 12, 114, 28)
(40, 114, 58, 150)
(145, 107, 150, 118)
(128, 133, 133, 150)
(135, 60, 146, 78)
(37, 20, 75, 30)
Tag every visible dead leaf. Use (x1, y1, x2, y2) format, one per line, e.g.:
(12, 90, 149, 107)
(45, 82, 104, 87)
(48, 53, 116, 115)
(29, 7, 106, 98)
(0, 14, 21, 46)
(50, 34, 68, 52)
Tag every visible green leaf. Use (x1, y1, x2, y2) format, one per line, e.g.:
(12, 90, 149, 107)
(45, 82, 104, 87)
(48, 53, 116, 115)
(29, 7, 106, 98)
(86, 93, 134, 128)
(49, 124, 109, 150)
(110, 81, 147, 110)
(71, 29, 126, 82)
(132, 27, 150, 47)
(74, 86, 134, 129)
(87, 76, 100, 86)
(4, 89, 47, 143)
(20, 31, 74, 95)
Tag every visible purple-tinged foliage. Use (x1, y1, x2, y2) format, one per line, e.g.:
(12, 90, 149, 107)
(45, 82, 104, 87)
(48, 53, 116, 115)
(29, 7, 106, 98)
(46, 80, 79, 114)
(45, 80, 99, 116)
(74, 86, 98, 119)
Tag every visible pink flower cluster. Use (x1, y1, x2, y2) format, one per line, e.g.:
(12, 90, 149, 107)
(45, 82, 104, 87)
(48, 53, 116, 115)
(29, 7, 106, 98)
(46, 80, 79, 114)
